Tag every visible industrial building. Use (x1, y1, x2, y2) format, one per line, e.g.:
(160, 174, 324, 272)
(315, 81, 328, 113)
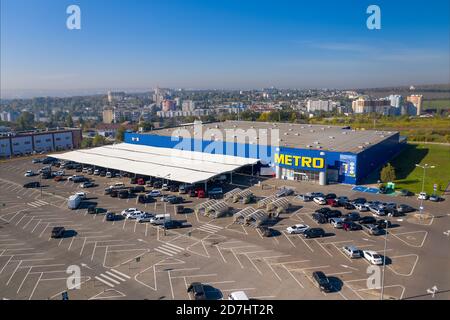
(0, 128, 82, 158)
(124, 121, 404, 185)
(51, 121, 403, 186)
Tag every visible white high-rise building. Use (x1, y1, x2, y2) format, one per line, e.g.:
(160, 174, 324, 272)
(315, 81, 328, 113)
(306, 99, 337, 112)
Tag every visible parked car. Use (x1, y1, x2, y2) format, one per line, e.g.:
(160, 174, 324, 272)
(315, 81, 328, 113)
(258, 226, 274, 237)
(161, 183, 170, 191)
(146, 190, 161, 198)
(87, 206, 97, 214)
(80, 181, 94, 188)
(312, 271, 333, 293)
(359, 216, 377, 225)
(189, 189, 197, 197)
(126, 210, 145, 219)
(312, 213, 327, 224)
(93, 169, 100, 176)
(118, 190, 129, 199)
(286, 224, 310, 234)
(163, 220, 190, 229)
(208, 187, 224, 199)
(342, 212, 360, 222)
(110, 190, 118, 198)
(105, 172, 113, 178)
(325, 193, 337, 200)
(342, 245, 362, 258)
(54, 175, 64, 182)
(228, 291, 250, 300)
(130, 177, 137, 184)
(399, 189, 414, 197)
(323, 210, 342, 221)
(297, 194, 312, 202)
(361, 223, 382, 235)
(178, 185, 187, 194)
(315, 207, 331, 215)
(175, 205, 185, 214)
(169, 184, 179, 192)
(376, 219, 392, 229)
(121, 208, 139, 216)
(363, 250, 383, 265)
(418, 192, 428, 200)
(136, 213, 155, 223)
(105, 212, 117, 221)
(329, 218, 344, 229)
(23, 181, 40, 188)
(370, 207, 387, 216)
(307, 192, 325, 198)
(303, 228, 325, 238)
(51, 227, 65, 239)
(398, 204, 415, 214)
(137, 178, 145, 185)
(138, 194, 150, 204)
(343, 202, 355, 210)
(153, 181, 163, 189)
(276, 187, 294, 197)
(187, 282, 206, 300)
(197, 189, 206, 198)
(32, 158, 42, 164)
(336, 196, 349, 206)
(75, 192, 87, 199)
(313, 197, 327, 205)
(342, 221, 363, 231)
(351, 198, 367, 205)
(354, 203, 369, 212)
(24, 170, 36, 177)
(168, 196, 183, 204)
(326, 198, 338, 207)
(130, 186, 146, 193)
(429, 194, 443, 202)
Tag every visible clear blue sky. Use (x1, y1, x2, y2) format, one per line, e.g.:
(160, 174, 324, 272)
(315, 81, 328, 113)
(1, 0, 449, 97)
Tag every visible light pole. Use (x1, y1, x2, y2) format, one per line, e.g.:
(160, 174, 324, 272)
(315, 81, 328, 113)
(415, 164, 435, 219)
(380, 219, 389, 300)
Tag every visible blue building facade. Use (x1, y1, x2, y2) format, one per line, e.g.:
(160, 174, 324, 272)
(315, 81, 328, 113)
(124, 131, 402, 185)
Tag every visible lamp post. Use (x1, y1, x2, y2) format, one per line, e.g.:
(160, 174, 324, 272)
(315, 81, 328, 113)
(415, 164, 435, 219)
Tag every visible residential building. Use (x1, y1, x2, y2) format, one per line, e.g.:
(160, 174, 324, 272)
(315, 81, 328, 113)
(306, 99, 338, 112)
(352, 97, 392, 115)
(107, 91, 126, 103)
(407, 95, 423, 115)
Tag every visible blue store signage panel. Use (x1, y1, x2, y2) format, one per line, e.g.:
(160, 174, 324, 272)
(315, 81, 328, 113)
(274, 147, 327, 172)
(339, 154, 357, 178)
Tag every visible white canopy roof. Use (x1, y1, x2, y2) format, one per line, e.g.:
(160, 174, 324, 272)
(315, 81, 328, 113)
(51, 143, 259, 184)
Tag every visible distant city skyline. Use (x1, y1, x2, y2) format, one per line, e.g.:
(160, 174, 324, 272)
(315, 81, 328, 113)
(1, 0, 449, 99)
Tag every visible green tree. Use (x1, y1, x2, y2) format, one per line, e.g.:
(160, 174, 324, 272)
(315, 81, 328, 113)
(81, 138, 93, 149)
(116, 126, 126, 142)
(92, 134, 106, 147)
(17, 111, 35, 130)
(65, 114, 74, 127)
(380, 163, 396, 183)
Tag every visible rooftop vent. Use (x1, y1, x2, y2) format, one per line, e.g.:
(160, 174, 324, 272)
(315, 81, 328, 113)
(314, 141, 320, 145)
(284, 133, 288, 136)
(329, 136, 335, 139)
(295, 133, 299, 136)
(310, 130, 315, 133)
(358, 145, 364, 149)
(306, 145, 312, 148)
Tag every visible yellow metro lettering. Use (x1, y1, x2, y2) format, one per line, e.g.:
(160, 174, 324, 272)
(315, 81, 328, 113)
(285, 155, 292, 166)
(301, 157, 312, 167)
(313, 158, 324, 168)
(274, 153, 284, 164)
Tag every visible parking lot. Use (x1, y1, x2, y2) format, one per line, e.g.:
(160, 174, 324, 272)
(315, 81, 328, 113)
(0, 157, 449, 300)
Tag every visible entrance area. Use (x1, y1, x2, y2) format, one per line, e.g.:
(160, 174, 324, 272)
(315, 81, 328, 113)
(281, 167, 321, 183)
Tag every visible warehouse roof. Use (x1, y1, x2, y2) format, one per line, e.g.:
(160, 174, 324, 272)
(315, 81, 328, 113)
(147, 120, 399, 153)
(50, 143, 258, 184)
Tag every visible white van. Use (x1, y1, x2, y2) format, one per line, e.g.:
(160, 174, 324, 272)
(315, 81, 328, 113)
(150, 214, 171, 225)
(228, 291, 249, 300)
(68, 195, 82, 210)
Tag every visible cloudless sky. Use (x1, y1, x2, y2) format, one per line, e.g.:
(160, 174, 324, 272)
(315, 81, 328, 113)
(1, 0, 449, 97)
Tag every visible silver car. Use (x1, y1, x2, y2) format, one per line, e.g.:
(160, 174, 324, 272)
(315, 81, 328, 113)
(342, 245, 362, 258)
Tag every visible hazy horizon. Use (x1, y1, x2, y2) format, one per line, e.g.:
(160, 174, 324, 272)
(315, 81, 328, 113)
(1, 0, 449, 99)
